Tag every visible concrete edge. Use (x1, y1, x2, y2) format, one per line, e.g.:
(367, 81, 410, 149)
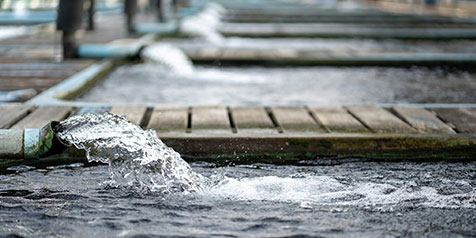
(26, 60, 115, 106)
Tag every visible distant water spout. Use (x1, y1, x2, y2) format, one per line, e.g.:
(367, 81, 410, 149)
(140, 43, 195, 75)
(180, 3, 226, 43)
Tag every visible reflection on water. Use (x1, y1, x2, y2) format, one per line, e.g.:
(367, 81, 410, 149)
(79, 64, 476, 105)
(1, 162, 475, 237)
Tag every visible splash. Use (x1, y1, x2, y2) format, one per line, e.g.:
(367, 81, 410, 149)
(13, 1, 27, 17)
(0, 26, 29, 41)
(54, 113, 203, 194)
(140, 43, 194, 74)
(180, 3, 225, 43)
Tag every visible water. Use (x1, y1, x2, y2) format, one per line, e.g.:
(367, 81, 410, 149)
(0, 26, 30, 41)
(180, 3, 226, 43)
(79, 36, 476, 105)
(0, 113, 475, 237)
(54, 113, 203, 194)
(79, 64, 476, 105)
(1, 161, 475, 237)
(140, 43, 195, 74)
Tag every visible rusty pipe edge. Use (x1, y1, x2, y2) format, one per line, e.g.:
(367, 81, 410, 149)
(0, 121, 68, 160)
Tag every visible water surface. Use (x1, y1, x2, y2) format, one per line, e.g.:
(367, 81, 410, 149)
(79, 65, 476, 105)
(1, 161, 475, 237)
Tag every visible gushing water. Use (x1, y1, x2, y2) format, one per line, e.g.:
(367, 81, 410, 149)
(180, 3, 225, 43)
(140, 43, 195, 74)
(54, 113, 203, 194)
(0, 26, 29, 41)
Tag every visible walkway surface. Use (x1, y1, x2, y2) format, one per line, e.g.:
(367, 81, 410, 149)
(0, 13, 152, 101)
(1, 104, 475, 161)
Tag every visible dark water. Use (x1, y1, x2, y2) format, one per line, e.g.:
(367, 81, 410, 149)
(1, 161, 475, 237)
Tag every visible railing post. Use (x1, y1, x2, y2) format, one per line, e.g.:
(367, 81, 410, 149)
(125, 0, 138, 33)
(56, 0, 85, 59)
(172, 0, 179, 13)
(87, 0, 95, 31)
(157, 0, 165, 22)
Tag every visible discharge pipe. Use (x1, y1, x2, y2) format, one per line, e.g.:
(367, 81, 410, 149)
(0, 122, 66, 159)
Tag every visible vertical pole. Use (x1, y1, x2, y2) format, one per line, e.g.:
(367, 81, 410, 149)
(172, 0, 178, 13)
(157, 0, 164, 22)
(147, 0, 156, 13)
(61, 31, 77, 59)
(56, 0, 85, 59)
(125, 0, 138, 33)
(87, 0, 95, 31)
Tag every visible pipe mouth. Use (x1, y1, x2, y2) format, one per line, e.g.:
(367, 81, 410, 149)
(38, 121, 70, 157)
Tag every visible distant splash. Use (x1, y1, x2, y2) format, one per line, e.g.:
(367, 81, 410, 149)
(180, 3, 225, 43)
(55, 113, 203, 194)
(0, 26, 29, 41)
(141, 43, 195, 74)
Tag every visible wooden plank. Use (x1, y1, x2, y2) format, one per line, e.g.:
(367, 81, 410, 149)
(346, 105, 416, 133)
(393, 107, 455, 134)
(0, 104, 34, 129)
(0, 63, 82, 71)
(11, 106, 73, 129)
(0, 70, 71, 78)
(220, 49, 257, 59)
(309, 106, 368, 133)
(197, 48, 221, 59)
(0, 77, 62, 89)
(431, 108, 476, 133)
(231, 106, 278, 134)
(147, 106, 188, 133)
(270, 106, 324, 133)
(192, 106, 232, 134)
(109, 106, 147, 126)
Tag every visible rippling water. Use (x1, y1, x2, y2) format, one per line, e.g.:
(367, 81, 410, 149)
(79, 64, 476, 105)
(1, 113, 474, 237)
(1, 162, 475, 237)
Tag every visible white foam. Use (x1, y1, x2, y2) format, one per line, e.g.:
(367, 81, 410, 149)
(0, 26, 29, 41)
(180, 3, 225, 43)
(205, 174, 476, 209)
(141, 43, 195, 74)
